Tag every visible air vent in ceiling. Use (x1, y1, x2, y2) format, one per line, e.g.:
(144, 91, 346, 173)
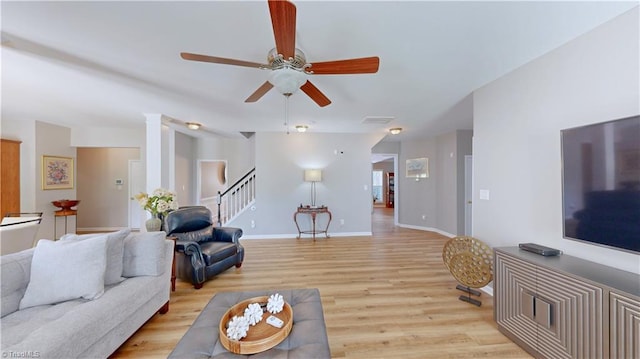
(362, 116, 395, 125)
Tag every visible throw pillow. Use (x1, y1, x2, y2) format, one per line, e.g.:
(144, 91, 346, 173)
(122, 231, 167, 277)
(60, 229, 130, 285)
(19, 237, 108, 310)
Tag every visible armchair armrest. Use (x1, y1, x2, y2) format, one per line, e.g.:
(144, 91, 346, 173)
(212, 227, 243, 244)
(175, 239, 206, 285)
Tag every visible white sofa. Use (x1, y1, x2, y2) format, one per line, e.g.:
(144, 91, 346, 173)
(0, 229, 174, 359)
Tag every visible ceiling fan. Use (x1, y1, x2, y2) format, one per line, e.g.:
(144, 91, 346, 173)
(180, 0, 380, 107)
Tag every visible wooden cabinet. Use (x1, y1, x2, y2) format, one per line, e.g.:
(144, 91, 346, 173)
(386, 172, 394, 208)
(495, 247, 640, 359)
(610, 292, 640, 359)
(1, 139, 21, 216)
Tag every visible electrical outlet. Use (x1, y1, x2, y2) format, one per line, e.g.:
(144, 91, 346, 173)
(250, 220, 255, 228)
(422, 215, 426, 220)
(340, 219, 345, 225)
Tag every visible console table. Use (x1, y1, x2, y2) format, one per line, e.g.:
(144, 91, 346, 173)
(293, 206, 331, 240)
(53, 209, 77, 240)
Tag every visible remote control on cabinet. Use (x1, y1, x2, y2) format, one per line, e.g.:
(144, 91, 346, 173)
(518, 243, 561, 256)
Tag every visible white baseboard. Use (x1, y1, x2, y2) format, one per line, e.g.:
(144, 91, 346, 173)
(396, 223, 456, 238)
(480, 284, 494, 297)
(241, 234, 298, 240)
(241, 231, 372, 240)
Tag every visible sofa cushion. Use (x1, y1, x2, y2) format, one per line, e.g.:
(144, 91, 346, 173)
(60, 228, 130, 285)
(19, 237, 108, 310)
(122, 231, 167, 277)
(200, 241, 237, 265)
(2, 275, 167, 357)
(0, 249, 34, 318)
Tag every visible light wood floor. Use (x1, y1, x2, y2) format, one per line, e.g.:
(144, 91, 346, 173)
(111, 208, 530, 358)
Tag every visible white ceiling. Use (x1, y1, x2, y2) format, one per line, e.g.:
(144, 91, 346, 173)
(2, 1, 637, 141)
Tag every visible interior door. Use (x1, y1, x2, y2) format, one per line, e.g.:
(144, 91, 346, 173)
(464, 155, 473, 236)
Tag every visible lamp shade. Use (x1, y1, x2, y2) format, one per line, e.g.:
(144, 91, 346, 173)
(304, 169, 322, 182)
(268, 68, 307, 95)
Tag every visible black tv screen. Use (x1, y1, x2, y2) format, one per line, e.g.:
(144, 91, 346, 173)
(561, 115, 640, 254)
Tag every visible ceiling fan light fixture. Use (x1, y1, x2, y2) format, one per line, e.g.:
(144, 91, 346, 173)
(295, 125, 308, 132)
(186, 122, 201, 130)
(389, 127, 402, 135)
(268, 67, 307, 95)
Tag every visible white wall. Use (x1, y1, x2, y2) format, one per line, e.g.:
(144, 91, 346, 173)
(399, 139, 438, 228)
(231, 132, 385, 237)
(76, 147, 140, 230)
(175, 132, 196, 205)
(70, 127, 144, 148)
(397, 130, 472, 236)
(196, 135, 255, 183)
(35, 121, 77, 240)
(473, 7, 639, 273)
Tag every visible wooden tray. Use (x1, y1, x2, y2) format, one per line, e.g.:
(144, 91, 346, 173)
(219, 296, 293, 354)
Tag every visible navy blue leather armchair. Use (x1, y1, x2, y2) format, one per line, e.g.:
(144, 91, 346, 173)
(164, 206, 244, 289)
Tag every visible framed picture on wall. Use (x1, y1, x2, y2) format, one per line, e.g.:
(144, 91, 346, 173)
(42, 155, 74, 190)
(406, 157, 429, 179)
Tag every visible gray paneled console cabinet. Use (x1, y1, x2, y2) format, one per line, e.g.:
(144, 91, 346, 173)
(494, 247, 640, 359)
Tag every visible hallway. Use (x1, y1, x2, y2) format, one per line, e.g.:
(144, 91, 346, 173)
(371, 206, 401, 235)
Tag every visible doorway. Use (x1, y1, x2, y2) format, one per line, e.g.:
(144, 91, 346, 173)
(371, 153, 398, 227)
(372, 170, 384, 205)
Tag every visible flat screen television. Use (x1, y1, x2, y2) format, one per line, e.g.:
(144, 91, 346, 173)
(561, 115, 640, 254)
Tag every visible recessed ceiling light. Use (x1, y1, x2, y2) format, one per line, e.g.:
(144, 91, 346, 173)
(389, 127, 402, 135)
(186, 122, 201, 130)
(295, 125, 308, 132)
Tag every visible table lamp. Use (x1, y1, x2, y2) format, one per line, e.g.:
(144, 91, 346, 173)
(304, 169, 322, 207)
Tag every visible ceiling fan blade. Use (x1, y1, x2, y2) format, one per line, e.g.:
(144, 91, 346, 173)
(245, 81, 274, 103)
(180, 52, 267, 69)
(308, 57, 380, 75)
(268, 0, 296, 59)
(300, 81, 331, 107)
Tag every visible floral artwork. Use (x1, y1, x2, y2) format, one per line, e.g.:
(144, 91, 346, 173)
(42, 156, 74, 190)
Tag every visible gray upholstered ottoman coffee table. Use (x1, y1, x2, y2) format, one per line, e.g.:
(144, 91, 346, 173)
(168, 288, 331, 358)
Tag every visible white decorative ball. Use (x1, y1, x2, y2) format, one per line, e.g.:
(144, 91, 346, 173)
(226, 315, 250, 340)
(244, 302, 264, 326)
(267, 293, 285, 314)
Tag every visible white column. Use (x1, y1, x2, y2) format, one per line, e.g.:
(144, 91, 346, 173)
(145, 114, 163, 193)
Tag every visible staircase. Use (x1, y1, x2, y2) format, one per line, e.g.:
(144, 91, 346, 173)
(203, 168, 255, 226)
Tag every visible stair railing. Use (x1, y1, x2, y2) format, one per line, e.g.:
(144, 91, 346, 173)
(216, 167, 256, 226)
